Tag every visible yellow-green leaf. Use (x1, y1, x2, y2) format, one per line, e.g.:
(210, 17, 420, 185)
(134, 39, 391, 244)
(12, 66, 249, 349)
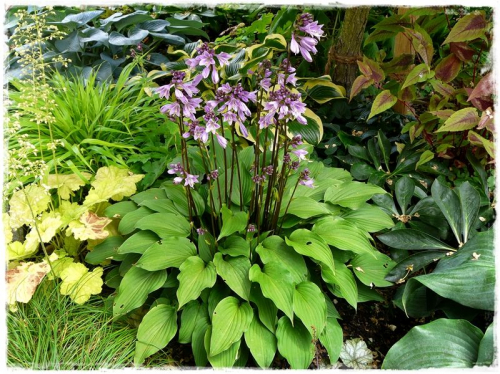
(442, 12, 488, 45)
(368, 90, 397, 120)
(60, 263, 104, 304)
(436, 108, 479, 132)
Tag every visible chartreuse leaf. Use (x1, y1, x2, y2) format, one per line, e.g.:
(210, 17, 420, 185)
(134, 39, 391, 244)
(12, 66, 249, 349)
(192, 316, 210, 367)
(280, 196, 330, 218)
(442, 12, 487, 45)
(218, 205, 248, 240)
(431, 178, 462, 244)
(177, 256, 217, 309)
(367, 90, 397, 120)
(395, 176, 415, 215)
(325, 182, 386, 209)
(250, 284, 278, 333)
(134, 304, 177, 365)
(456, 182, 480, 243)
(256, 236, 308, 284)
(276, 317, 315, 369)
(113, 267, 167, 316)
(285, 229, 335, 275)
(378, 229, 455, 251)
(210, 297, 253, 356)
(477, 322, 494, 366)
(416, 150, 434, 170)
(204, 326, 241, 368)
(117, 230, 159, 255)
(135, 213, 190, 238)
(136, 237, 197, 271)
(436, 108, 479, 133)
(350, 251, 396, 287)
(341, 204, 394, 233)
(319, 317, 343, 364)
(249, 263, 294, 322)
(220, 235, 250, 257)
(244, 310, 277, 368)
(350, 75, 374, 101)
(321, 257, 358, 309)
(179, 301, 205, 344)
(312, 217, 376, 257)
(382, 319, 484, 369)
(401, 64, 430, 89)
(293, 281, 327, 336)
(213, 253, 251, 300)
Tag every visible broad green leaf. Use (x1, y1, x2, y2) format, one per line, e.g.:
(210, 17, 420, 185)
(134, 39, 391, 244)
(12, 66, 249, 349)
(104, 201, 138, 219)
(312, 217, 376, 257)
(113, 267, 167, 316)
(208, 283, 231, 320)
(280, 196, 330, 219)
(476, 322, 494, 366)
(431, 178, 462, 244)
(341, 204, 394, 233)
(442, 12, 487, 44)
(401, 63, 430, 89)
(285, 229, 335, 275)
(436, 108, 479, 133)
(382, 319, 484, 369)
(117, 230, 159, 255)
(302, 78, 345, 104)
(321, 256, 358, 309)
(220, 236, 250, 258)
(204, 326, 241, 368)
(218, 205, 248, 240)
(244, 312, 277, 368)
(85, 236, 125, 265)
(325, 182, 386, 209)
(249, 263, 294, 322)
(139, 199, 179, 214)
(319, 317, 343, 364)
(118, 207, 154, 235)
(367, 90, 397, 120)
(377, 130, 391, 169)
(256, 236, 308, 284)
(192, 317, 210, 367)
(293, 281, 327, 336)
(177, 256, 217, 309)
(416, 150, 435, 170)
(250, 284, 278, 333)
(134, 304, 177, 365)
(276, 317, 315, 369)
(135, 213, 190, 238)
(350, 251, 396, 287)
(210, 297, 253, 356)
(213, 253, 251, 300)
(385, 251, 447, 283)
(179, 301, 205, 344)
(136, 237, 197, 271)
(395, 176, 415, 215)
(130, 188, 167, 204)
(456, 182, 480, 243)
(378, 229, 455, 251)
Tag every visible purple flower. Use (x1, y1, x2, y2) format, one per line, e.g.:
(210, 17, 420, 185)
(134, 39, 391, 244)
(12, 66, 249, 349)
(299, 168, 314, 188)
(168, 163, 184, 175)
(291, 135, 303, 148)
(184, 174, 199, 188)
(194, 126, 209, 143)
(174, 176, 183, 185)
(186, 43, 232, 84)
(291, 33, 318, 63)
(239, 122, 249, 137)
(293, 149, 309, 161)
(197, 227, 207, 235)
(207, 170, 219, 180)
(247, 224, 256, 233)
(300, 21, 324, 40)
(217, 134, 228, 149)
(161, 102, 181, 117)
(182, 97, 203, 120)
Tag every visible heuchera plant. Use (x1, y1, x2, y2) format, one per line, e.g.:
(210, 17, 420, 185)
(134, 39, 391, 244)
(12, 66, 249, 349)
(102, 13, 396, 368)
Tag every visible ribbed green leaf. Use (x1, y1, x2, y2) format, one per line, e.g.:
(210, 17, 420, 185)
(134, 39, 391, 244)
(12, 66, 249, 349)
(249, 284, 278, 333)
(178, 300, 205, 344)
(285, 229, 335, 275)
(218, 205, 248, 240)
(280, 196, 330, 218)
(456, 182, 480, 243)
(117, 231, 159, 254)
(395, 176, 415, 215)
(341, 204, 394, 233)
(177, 256, 217, 309)
(431, 178, 462, 244)
(325, 182, 386, 209)
(350, 251, 396, 287)
(204, 326, 241, 368)
(213, 253, 251, 300)
(378, 229, 455, 251)
(244, 312, 277, 368)
(276, 317, 315, 369)
(319, 317, 343, 364)
(136, 237, 197, 271)
(293, 281, 327, 336)
(135, 213, 190, 238)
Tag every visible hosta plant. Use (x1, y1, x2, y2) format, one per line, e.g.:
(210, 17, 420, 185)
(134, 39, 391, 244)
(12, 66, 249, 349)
(93, 12, 396, 368)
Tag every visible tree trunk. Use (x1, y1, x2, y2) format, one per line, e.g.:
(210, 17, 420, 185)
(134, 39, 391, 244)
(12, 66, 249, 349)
(327, 7, 371, 91)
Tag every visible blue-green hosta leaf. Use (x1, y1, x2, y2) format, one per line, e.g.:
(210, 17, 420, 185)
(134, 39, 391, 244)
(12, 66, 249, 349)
(210, 297, 253, 356)
(177, 256, 217, 309)
(293, 281, 327, 337)
(285, 229, 335, 275)
(456, 182, 480, 243)
(256, 236, 308, 284)
(134, 304, 177, 365)
(249, 263, 294, 322)
(325, 182, 387, 209)
(319, 317, 343, 364)
(117, 231, 159, 255)
(476, 322, 494, 366)
(213, 253, 251, 300)
(79, 28, 109, 45)
(135, 213, 190, 238)
(312, 217, 377, 257)
(340, 339, 374, 369)
(204, 326, 241, 368)
(50, 10, 104, 28)
(218, 205, 248, 240)
(276, 317, 315, 369)
(382, 319, 484, 369)
(431, 178, 462, 244)
(244, 312, 277, 368)
(350, 251, 396, 287)
(136, 237, 197, 271)
(341, 204, 394, 233)
(113, 267, 167, 316)
(109, 29, 149, 46)
(378, 229, 455, 251)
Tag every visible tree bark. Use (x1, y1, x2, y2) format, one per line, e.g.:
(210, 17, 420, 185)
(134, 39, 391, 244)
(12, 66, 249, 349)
(327, 7, 371, 91)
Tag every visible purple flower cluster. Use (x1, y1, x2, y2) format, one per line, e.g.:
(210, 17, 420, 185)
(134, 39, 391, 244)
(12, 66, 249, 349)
(186, 42, 231, 84)
(168, 162, 199, 188)
(299, 168, 314, 188)
(259, 85, 307, 128)
(291, 13, 324, 63)
(158, 71, 203, 120)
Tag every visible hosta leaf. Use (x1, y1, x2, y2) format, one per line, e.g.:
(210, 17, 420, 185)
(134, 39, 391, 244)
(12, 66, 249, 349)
(210, 297, 253, 356)
(350, 251, 396, 287)
(302, 78, 345, 104)
(117, 230, 159, 255)
(256, 236, 308, 284)
(434, 54, 462, 83)
(340, 339, 374, 369)
(220, 236, 250, 258)
(130, 188, 167, 204)
(285, 229, 335, 275)
(442, 12, 487, 44)
(276, 317, 315, 369)
(385, 251, 447, 283)
(179, 301, 205, 344)
(192, 317, 210, 367)
(244, 312, 277, 368)
(204, 327, 241, 368)
(85, 236, 125, 265)
(136, 237, 197, 271)
(431, 178, 462, 244)
(319, 317, 343, 364)
(436, 108, 479, 133)
(378, 229, 455, 251)
(135, 213, 190, 238)
(382, 319, 484, 369)
(280, 196, 330, 219)
(456, 182, 480, 243)
(293, 281, 327, 336)
(134, 304, 177, 365)
(104, 201, 138, 219)
(113, 267, 166, 316)
(213, 253, 251, 300)
(312, 217, 376, 257)
(249, 263, 294, 322)
(325, 181, 386, 209)
(250, 284, 278, 333)
(177, 256, 217, 309)
(367, 90, 397, 120)
(118, 207, 153, 235)
(341, 204, 394, 233)
(218, 205, 248, 240)
(109, 29, 149, 46)
(321, 259, 358, 309)
(477, 322, 494, 366)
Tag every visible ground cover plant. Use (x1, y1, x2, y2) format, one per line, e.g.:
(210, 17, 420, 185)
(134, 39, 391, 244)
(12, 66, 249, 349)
(3, 4, 496, 370)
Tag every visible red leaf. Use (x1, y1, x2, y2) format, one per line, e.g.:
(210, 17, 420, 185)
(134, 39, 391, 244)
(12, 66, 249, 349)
(434, 53, 461, 83)
(404, 25, 434, 66)
(465, 88, 494, 111)
(477, 108, 494, 132)
(468, 73, 494, 102)
(450, 42, 475, 62)
(442, 12, 487, 45)
(381, 54, 415, 74)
